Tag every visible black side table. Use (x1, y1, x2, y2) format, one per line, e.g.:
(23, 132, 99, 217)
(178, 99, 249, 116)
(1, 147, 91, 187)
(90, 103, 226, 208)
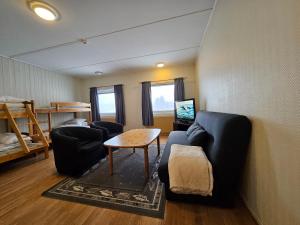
(173, 121, 193, 131)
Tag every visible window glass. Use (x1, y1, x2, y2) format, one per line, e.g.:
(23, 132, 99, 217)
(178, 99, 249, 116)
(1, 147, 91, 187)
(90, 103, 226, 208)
(98, 92, 116, 114)
(151, 84, 174, 112)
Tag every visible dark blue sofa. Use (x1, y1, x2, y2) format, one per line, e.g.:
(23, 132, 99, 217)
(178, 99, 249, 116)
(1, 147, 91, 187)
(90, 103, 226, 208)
(158, 111, 252, 207)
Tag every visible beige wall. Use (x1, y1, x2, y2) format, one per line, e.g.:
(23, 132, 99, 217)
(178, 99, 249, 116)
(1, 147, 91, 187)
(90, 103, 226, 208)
(196, 0, 300, 225)
(0, 56, 78, 131)
(77, 63, 197, 133)
(98, 115, 174, 135)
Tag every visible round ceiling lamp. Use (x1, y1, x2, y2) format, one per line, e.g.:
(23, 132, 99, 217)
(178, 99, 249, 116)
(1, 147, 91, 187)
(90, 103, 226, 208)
(28, 1, 60, 21)
(156, 63, 165, 68)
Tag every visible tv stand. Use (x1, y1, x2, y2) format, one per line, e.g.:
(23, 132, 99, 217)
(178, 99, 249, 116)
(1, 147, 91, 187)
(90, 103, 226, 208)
(173, 120, 193, 131)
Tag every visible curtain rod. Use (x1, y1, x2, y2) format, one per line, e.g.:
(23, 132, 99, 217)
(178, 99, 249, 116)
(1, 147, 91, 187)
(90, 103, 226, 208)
(139, 77, 186, 84)
(91, 84, 122, 89)
(92, 77, 186, 88)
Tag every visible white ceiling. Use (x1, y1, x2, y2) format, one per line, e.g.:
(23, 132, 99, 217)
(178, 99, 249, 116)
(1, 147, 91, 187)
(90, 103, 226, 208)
(0, 0, 214, 77)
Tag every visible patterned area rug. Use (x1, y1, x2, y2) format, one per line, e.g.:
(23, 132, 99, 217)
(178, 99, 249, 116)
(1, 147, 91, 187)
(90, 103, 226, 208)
(42, 145, 165, 218)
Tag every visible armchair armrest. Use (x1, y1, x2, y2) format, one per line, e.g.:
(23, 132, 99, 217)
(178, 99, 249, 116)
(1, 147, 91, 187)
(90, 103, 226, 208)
(110, 122, 124, 133)
(84, 128, 104, 141)
(90, 125, 109, 140)
(50, 132, 80, 153)
(91, 121, 124, 134)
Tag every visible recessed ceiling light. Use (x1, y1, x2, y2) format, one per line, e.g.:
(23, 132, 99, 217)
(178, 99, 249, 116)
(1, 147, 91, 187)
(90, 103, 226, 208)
(94, 71, 103, 75)
(28, 1, 60, 21)
(156, 63, 165, 68)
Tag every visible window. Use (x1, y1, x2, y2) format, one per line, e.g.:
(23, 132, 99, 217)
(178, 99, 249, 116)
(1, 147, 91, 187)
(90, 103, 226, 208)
(151, 83, 174, 113)
(98, 87, 116, 115)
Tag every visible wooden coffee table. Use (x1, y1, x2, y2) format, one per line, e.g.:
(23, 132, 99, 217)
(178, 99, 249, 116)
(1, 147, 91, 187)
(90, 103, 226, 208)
(103, 128, 161, 179)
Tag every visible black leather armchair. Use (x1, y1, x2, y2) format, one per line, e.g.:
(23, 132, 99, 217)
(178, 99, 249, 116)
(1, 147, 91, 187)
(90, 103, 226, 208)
(90, 121, 124, 141)
(51, 127, 106, 177)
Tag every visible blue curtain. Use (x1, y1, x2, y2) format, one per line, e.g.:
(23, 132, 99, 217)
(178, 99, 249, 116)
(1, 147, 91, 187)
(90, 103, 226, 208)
(114, 84, 126, 125)
(142, 82, 154, 126)
(90, 87, 100, 121)
(174, 78, 185, 101)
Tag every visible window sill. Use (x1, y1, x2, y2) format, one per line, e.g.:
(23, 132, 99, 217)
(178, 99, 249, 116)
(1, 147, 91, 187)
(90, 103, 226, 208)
(100, 114, 116, 118)
(153, 111, 174, 117)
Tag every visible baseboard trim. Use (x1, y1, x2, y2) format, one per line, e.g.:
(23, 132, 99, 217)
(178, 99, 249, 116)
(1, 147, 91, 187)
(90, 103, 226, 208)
(240, 193, 263, 225)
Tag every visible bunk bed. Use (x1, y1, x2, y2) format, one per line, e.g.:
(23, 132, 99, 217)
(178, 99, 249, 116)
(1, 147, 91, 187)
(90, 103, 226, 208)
(35, 102, 92, 139)
(0, 100, 49, 164)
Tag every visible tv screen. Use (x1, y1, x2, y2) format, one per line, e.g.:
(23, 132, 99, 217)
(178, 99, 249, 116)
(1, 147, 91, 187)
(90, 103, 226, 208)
(175, 99, 196, 122)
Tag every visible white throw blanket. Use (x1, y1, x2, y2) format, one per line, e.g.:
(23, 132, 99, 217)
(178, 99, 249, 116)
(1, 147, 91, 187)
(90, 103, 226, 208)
(168, 144, 213, 196)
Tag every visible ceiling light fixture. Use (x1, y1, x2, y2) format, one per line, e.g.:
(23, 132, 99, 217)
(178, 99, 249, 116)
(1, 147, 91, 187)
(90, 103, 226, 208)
(28, 1, 60, 21)
(94, 71, 103, 75)
(79, 38, 88, 45)
(156, 63, 165, 68)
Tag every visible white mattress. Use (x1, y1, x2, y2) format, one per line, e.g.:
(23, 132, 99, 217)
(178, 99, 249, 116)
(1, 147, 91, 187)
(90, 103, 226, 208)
(0, 142, 42, 157)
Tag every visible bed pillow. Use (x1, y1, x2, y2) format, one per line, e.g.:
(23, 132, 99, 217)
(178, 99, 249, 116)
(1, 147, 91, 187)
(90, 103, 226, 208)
(0, 133, 18, 145)
(0, 96, 6, 102)
(60, 124, 90, 128)
(187, 128, 208, 146)
(0, 133, 31, 145)
(81, 121, 88, 126)
(0, 96, 26, 102)
(63, 118, 87, 126)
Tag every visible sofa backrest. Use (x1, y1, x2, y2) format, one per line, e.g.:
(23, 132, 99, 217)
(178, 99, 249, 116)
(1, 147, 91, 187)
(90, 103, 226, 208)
(195, 111, 252, 201)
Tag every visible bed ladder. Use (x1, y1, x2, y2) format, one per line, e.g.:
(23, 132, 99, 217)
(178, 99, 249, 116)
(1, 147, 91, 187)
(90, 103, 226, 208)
(2, 103, 49, 158)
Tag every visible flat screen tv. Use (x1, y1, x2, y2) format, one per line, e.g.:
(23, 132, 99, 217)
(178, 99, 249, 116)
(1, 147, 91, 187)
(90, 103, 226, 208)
(175, 98, 196, 122)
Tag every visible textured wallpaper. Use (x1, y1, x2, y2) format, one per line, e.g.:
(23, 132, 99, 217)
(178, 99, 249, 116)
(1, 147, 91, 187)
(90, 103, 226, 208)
(197, 0, 300, 225)
(0, 56, 78, 131)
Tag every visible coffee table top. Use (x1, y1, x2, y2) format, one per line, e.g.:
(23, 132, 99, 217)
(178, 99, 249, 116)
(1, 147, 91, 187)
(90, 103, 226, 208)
(104, 128, 161, 148)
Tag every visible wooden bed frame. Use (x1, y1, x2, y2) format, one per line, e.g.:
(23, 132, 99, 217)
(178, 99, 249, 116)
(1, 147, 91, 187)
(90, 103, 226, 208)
(35, 102, 92, 133)
(0, 101, 49, 164)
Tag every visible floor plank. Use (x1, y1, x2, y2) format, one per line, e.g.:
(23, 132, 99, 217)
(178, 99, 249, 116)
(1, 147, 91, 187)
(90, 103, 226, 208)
(0, 136, 258, 225)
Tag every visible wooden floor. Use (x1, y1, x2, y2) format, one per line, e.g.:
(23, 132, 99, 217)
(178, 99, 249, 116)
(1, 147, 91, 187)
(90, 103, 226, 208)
(0, 136, 258, 225)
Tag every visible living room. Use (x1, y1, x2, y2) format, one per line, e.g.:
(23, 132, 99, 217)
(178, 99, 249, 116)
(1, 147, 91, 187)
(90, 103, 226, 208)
(0, 1, 299, 225)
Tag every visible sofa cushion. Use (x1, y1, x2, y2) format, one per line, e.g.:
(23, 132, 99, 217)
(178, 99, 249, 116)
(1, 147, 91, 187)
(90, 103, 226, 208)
(186, 122, 201, 136)
(187, 128, 208, 146)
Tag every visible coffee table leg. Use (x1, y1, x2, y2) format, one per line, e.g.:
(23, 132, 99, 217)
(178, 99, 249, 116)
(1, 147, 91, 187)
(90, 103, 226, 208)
(108, 147, 113, 175)
(157, 135, 160, 156)
(144, 146, 149, 179)
(133, 147, 135, 153)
